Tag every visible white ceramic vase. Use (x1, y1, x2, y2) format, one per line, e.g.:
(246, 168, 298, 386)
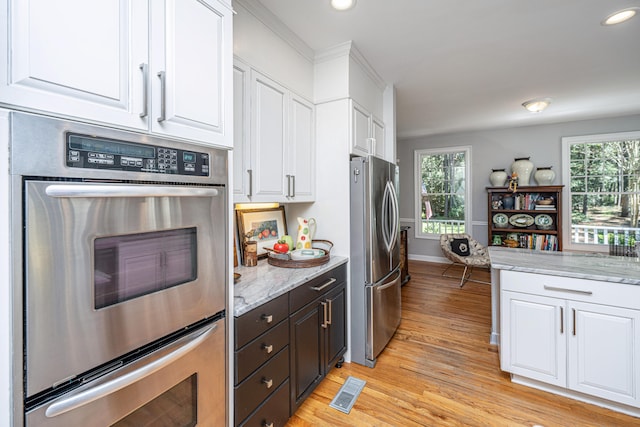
(534, 167, 555, 185)
(511, 157, 534, 186)
(489, 169, 508, 186)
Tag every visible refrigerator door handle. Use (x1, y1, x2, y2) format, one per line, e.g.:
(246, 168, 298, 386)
(387, 181, 400, 251)
(381, 182, 391, 253)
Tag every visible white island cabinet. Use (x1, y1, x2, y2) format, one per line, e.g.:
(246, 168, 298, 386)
(0, 0, 233, 148)
(493, 250, 640, 418)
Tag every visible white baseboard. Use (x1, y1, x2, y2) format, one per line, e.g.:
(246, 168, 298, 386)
(407, 254, 449, 264)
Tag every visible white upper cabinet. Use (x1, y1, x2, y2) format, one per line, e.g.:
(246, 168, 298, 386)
(233, 67, 315, 203)
(233, 59, 251, 202)
(287, 94, 315, 202)
(350, 99, 385, 159)
(250, 71, 288, 201)
(149, 0, 232, 146)
(0, 0, 233, 148)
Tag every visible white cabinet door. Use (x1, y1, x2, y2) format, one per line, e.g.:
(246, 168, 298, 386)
(372, 115, 385, 159)
(287, 94, 315, 201)
(351, 101, 371, 157)
(250, 71, 287, 201)
(1, 0, 148, 129)
(150, 0, 232, 147)
(501, 291, 567, 387)
(233, 60, 251, 201)
(568, 301, 640, 407)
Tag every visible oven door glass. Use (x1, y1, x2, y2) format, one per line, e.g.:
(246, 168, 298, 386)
(95, 228, 197, 309)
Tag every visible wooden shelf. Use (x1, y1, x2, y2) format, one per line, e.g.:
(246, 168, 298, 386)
(487, 185, 564, 251)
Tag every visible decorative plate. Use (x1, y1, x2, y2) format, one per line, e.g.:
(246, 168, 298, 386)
(492, 213, 509, 228)
(535, 214, 554, 228)
(509, 213, 535, 228)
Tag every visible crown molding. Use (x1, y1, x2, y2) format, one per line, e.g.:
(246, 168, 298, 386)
(315, 41, 385, 90)
(235, 0, 315, 62)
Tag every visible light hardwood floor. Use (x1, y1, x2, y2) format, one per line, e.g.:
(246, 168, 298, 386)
(286, 260, 639, 427)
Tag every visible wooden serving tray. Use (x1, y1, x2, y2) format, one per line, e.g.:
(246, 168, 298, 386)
(266, 240, 333, 268)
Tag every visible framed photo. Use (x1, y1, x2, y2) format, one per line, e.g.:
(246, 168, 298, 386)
(236, 206, 288, 260)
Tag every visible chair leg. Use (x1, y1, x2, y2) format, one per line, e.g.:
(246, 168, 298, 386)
(460, 266, 472, 287)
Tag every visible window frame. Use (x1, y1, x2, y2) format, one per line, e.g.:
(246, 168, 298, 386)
(413, 145, 472, 240)
(561, 130, 640, 252)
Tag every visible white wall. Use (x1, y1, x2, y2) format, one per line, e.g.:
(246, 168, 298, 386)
(233, 0, 314, 100)
(397, 114, 640, 261)
(0, 110, 13, 427)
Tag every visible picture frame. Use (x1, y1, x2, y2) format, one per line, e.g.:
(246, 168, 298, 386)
(236, 206, 288, 260)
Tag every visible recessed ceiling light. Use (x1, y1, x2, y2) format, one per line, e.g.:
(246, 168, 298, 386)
(331, 0, 356, 11)
(602, 8, 638, 25)
(522, 98, 552, 113)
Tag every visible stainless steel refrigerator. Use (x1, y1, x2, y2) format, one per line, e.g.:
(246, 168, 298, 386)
(350, 155, 402, 367)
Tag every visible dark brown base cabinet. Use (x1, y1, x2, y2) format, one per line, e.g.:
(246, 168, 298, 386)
(234, 263, 347, 426)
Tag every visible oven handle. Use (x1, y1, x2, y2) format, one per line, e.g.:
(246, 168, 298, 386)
(44, 323, 218, 418)
(45, 184, 220, 198)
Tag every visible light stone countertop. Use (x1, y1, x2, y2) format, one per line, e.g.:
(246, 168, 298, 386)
(488, 247, 640, 285)
(233, 256, 348, 317)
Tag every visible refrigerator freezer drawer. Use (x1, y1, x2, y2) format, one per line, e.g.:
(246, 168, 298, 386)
(366, 269, 402, 361)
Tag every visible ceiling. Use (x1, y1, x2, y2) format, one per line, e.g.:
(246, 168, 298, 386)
(255, 0, 640, 139)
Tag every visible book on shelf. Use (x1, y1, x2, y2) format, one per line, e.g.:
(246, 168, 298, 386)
(518, 234, 558, 251)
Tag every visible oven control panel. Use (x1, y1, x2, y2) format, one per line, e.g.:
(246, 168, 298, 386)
(65, 133, 209, 176)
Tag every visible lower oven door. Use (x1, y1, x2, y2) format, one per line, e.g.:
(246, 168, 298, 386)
(24, 181, 227, 397)
(26, 319, 226, 427)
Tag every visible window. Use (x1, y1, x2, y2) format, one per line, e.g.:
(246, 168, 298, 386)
(414, 146, 471, 238)
(562, 131, 640, 252)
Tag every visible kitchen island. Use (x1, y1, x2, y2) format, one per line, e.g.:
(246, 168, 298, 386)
(489, 247, 640, 418)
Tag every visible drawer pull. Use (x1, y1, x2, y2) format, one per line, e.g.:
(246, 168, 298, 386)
(263, 422, 274, 427)
(262, 344, 273, 354)
(543, 286, 593, 296)
(311, 278, 337, 292)
(321, 302, 328, 329)
(573, 308, 577, 336)
(261, 314, 273, 324)
(560, 306, 564, 334)
(262, 378, 273, 389)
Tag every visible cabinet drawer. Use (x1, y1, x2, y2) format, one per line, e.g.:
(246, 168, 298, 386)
(238, 379, 290, 427)
(235, 347, 289, 424)
(236, 293, 289, 349)
(500, 270, 640, 310)
(235, 319, 289, 384)
(290, 263, 346, 313)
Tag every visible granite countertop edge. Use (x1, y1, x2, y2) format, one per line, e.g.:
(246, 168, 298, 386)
(488, 247, 640, 286)
(233, 256, 348, 317)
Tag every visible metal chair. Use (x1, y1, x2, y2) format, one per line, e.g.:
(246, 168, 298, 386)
(439, 233, 491, 287)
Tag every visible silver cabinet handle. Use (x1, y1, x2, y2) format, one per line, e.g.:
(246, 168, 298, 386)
(573, 308, 577, 336)
(247, 169, 253, 197)
(292, 175, 296, 197)
(45, 324, 217, 417)
(544, 286, 593, 296)
(262, 344, 273, 354)
(327, 298, 332, 326)
(261, 314, 273, 324)
(262, 378, 273, 389)
(311, 278, 336, 292)
(560, 306, 564, 334)
(286, 174, 291, 197)
(45, 185, 219, 199)
(139, 63, 148, 118)
(157, 71, 166, 122)
(321, 301, 328, 329)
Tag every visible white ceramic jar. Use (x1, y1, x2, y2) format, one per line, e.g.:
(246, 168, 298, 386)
(511, 157, 534, 186)
(534, 167, 555, 185)
(489, 169, 508, 186)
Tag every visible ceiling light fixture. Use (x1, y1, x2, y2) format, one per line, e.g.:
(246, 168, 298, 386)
(522, 98, 552, 113)
(331, 0, 356, 11)
(602, 8, 638, 25)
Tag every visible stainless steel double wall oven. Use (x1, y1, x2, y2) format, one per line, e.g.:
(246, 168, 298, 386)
(9, 112, 228, 426)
